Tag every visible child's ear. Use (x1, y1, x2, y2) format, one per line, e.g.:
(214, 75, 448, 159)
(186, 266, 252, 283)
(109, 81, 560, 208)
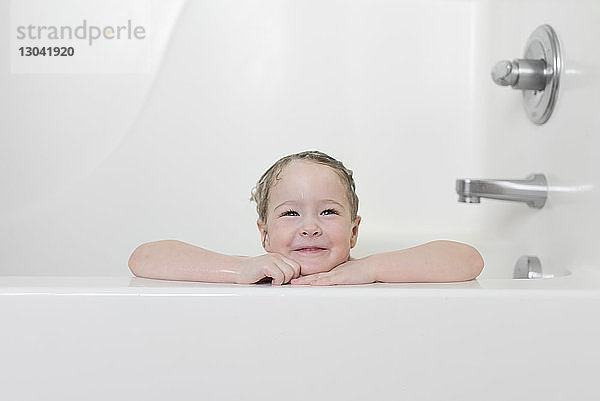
(257, 219, 269, 250)
(350, 216, 361, 248)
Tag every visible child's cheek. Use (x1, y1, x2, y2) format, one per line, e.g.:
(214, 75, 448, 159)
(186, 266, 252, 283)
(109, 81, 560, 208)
(331, 221, 352, 242)
(268, 223, 294, 250)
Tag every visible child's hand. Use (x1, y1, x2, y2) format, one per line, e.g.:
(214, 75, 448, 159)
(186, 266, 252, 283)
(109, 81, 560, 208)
(235, 253, 301, 285)
(290, 258, 376, 286)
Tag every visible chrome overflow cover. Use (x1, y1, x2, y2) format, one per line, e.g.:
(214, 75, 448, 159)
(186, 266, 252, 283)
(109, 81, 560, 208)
(491, 24, 562, 125)
(513, 255, 543, 279)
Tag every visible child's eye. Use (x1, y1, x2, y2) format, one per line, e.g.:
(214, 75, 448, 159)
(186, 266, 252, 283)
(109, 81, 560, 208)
(321, 209, 339, 216)
(280, 209, 299, 217)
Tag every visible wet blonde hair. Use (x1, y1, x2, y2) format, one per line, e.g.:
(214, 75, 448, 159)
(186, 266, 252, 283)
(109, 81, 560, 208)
(250, 150, 359, 224)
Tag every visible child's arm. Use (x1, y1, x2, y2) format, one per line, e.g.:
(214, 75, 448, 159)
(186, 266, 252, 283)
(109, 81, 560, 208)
(368, 240, 484, 282)
(291, 240, 484, 285)
(128, 240, 300, 285)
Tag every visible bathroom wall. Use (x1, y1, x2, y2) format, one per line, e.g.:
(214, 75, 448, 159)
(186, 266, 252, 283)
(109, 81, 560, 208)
(4, 0, 596, 276)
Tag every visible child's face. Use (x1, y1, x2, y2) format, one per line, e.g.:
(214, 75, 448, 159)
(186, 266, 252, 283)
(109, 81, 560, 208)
(257, 160, 361, 275)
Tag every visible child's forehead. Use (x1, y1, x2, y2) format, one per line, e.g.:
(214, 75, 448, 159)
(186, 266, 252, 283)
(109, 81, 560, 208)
(282, 159, 332, 173)
(270, 160, 346, 198)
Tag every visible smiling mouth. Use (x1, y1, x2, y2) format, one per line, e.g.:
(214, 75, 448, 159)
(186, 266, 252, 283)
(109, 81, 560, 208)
(294, 247, 327, 254)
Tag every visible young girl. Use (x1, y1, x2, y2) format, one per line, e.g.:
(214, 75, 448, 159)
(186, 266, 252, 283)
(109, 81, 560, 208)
(128, 151, 484, 285)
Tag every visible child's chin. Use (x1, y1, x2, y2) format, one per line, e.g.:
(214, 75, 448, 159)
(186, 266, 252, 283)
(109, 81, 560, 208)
(299, 262, 335, 276)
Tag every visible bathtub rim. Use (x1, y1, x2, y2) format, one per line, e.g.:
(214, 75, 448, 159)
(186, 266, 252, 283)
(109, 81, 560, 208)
(0, 267, 599, 296)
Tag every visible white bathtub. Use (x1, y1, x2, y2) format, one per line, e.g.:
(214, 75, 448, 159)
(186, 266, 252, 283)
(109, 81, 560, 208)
(2, 265, 600, 401)
(2, 0, 600, 400)
(2, 236, 600, 400)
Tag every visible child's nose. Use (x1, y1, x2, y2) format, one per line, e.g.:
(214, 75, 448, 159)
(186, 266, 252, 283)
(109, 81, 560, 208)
(300, 222, 322, 237)
(301, 228, 322, 237)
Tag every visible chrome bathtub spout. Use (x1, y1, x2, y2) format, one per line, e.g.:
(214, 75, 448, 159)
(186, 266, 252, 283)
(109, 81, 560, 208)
(455, 174, 548, 209)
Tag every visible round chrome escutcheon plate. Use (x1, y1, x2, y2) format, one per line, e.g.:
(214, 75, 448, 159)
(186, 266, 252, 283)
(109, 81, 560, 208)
(522, 25, 562, 124)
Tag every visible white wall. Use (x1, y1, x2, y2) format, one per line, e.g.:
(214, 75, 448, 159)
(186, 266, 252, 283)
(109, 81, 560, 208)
(3, 0, 597, 276)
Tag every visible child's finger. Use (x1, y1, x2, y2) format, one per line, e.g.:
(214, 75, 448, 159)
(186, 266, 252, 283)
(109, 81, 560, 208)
(279, 255, 301, 279)
(290, 274, 316, 285)
(309, 276, 337, 286)
(310, 269, 373, 286)
(291, 272, 326, 285)
(308, 272, 339, 286)
(272, 259, 296, 284)
(264, 265, 285, 285)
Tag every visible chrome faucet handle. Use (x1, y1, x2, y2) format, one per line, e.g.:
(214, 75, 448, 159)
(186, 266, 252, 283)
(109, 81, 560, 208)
(491, 59, 547, 90)
(491, 60, 519, 87)
(490, 25, 562, 125)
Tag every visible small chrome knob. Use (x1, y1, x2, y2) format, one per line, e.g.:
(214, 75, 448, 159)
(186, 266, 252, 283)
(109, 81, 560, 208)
(491, 60, 519, 86)
(491, 59, 547, 91)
